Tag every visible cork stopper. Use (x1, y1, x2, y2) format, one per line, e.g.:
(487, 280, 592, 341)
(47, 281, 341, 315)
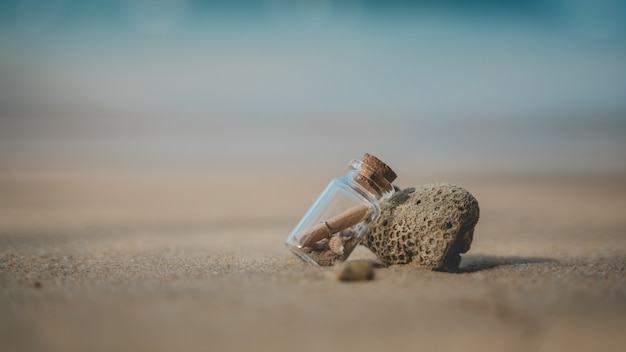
(355, 153, 397, 196)
(362, 153, 397, 183)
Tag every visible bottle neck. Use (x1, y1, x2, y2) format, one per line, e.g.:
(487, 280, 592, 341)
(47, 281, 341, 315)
(346, 160, 395, 200)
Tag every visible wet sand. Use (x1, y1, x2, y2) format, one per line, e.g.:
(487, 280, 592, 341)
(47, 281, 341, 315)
(1, 170, 625, 352)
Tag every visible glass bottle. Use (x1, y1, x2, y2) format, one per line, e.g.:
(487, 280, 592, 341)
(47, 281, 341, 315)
(285, 153, 397, 266)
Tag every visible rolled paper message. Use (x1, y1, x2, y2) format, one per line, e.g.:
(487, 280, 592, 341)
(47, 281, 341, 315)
(299, 203, 371, 248)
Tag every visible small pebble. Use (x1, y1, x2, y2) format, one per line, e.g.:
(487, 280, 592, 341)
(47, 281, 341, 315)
(333, 261, 375, 281)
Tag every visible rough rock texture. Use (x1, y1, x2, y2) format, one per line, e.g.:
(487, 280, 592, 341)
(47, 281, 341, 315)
(362, 183, 479, 271)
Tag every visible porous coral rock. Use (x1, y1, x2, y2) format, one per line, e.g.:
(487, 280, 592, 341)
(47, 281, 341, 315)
(362, 183, 479, 271)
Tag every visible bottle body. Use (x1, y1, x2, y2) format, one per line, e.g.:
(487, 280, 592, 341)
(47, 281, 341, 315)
(285, 156, 396, 266)
(286, 177, 380, 266)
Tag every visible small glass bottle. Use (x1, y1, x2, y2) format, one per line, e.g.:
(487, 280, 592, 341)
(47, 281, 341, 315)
(285, 153, 397, 266)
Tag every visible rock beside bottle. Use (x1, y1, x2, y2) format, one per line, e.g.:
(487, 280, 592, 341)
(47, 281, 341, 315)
(362, 183, 479, 271)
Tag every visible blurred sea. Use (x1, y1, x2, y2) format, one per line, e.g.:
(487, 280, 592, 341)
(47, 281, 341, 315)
(1, 0, 625, 176)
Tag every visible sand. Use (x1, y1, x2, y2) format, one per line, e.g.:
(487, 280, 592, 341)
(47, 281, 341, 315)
(1, 170, 625, 352)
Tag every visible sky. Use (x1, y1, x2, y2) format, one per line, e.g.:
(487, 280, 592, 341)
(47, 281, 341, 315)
(1, 0, 625, 175)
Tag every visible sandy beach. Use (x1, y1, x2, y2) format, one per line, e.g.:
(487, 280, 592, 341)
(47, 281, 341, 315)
(1, 170, 624, 352)
(2, 2, 626, 351)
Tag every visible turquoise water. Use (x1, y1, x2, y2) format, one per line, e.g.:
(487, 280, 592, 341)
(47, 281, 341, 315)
(1, 1, 625, 175)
